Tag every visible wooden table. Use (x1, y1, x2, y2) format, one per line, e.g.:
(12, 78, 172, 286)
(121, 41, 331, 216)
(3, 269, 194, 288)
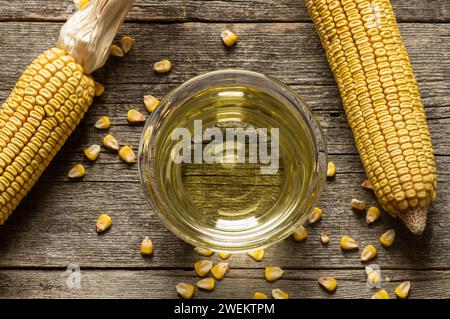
(0, 0, 449, 299)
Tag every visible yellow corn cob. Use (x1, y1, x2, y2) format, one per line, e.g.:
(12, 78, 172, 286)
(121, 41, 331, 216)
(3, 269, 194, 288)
(0, 48, 95, 224)
(305, 0, 436, 234)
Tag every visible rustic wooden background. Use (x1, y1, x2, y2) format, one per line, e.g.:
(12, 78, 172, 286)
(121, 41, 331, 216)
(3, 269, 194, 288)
(0, 0, 449, 299)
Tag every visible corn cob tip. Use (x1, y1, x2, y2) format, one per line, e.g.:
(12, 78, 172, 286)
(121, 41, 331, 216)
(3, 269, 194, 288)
(400, 206, 427, 235)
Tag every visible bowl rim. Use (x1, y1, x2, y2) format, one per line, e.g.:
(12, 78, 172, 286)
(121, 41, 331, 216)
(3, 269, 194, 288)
(138, 69, 328, 253)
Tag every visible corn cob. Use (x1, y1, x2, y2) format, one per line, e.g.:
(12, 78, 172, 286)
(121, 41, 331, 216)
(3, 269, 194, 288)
(0, 48, 94, 224)
(0, 0, 133, 224)
(305, 0, 437, 234)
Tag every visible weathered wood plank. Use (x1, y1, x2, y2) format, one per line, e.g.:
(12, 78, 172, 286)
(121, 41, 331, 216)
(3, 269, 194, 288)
(1, 269, 449, 299)
(1, 23, 449, 89)
(1, 0, 449, 23)
(0, 157, 448, 268)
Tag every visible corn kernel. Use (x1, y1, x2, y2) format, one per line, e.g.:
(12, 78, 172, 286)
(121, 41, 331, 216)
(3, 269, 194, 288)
(365, 266, 381, 285)
(96, 213, 112, 233)
(140, 236, 153, 256)
(380, 229, 396, 248)
(68, 164, 85, 179)
(340, 235, 359, 250)
(366, 206, 381, 224)
(265, 267, 284, 282)
(395, 281, 411, 299)
(74, 0, 90, 10)
(327, 161, 336, 177)
(292, 225, 308, 241)
(127, 109, 145, 123)
(194, 260, 213, 277)
(94, 81, 104, 97)
(361, 179, 373, 190)
(308, 207, 323, 224)
(351, 198, 366, 211)
(153, 59, 172, 73)
(211, 262, 229, 280)
(248, 249, 264, 261)
(318, 277, 337, 292)
(119, 145, 136, 163)
(361, 244, 377, 262)
(221, 30, 238, 47)
(144, 95, 160, 113)
(196, 278, 215, 291)
(320, 233, 330, 245)
(176, 282, 195, 299)
(272, 288, 289, 299)
(103, 134, 119, 151)
(95, 116, 110, 129)
(253, 292, 268, 299)
(84, 144, 100, 161)
(218, 252, 230, 260)
(195, 247, 214, 257)
(120, 36, 134, 55)
(109, 44, 124, 58)
(372, 289, 389, 299)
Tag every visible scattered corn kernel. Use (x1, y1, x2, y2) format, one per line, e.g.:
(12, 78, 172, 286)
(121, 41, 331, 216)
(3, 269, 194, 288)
(84, 144, 100, 161)
(253, 292, 268, 299)
(176, 282, 195, 299)
(196, 278, 215, 291)
(109, 44, 124, 57)
(351, 198, 366, 211)
(272, 288, 289, 299)
(211, 262, 229, 280)
(144, 95, 160, 113)
(218, 252, 230, 260)
(248, 249, 264, 262)
(361, 179, 373, 190)
(365, 266, 381, 285)
(68, 164, 85, 179)
(103, 134, 120, 151)
(195, 247, 214, 257)
(292, 225, 308, 241)
(308, 207, 323, 224)
(380, 229, 396, 248)
(153, 59, 172, 73)
(194, 260, 213, 277)
(127, 109, 145, 123)
(395, 281, 411, 299)
(140, 236, 153, 256)
(221, 29, 238, 47)
(95, 116, 110, 129)
(340, 235, 359, 250)
(120, 36, 134, 55)
(320, 233, 330, 245)
(265, 267, 284, 282)
(74, 0, 90, 10)
(327, 161, 336, 177)
(119, 145, 137, 163)
(318, 277, 337, 292)
(94, 81, 104, 97)
(372, 289, 389, 299)
(366, 206, 381, 224)
(96, 213, 112, 233)
(361, 245, 377, 262)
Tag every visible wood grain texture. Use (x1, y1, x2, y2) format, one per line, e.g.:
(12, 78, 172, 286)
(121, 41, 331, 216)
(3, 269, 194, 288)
(1, 0, 449, 22)
(1, 269, 449, 299)
(0, 0, 449, 299)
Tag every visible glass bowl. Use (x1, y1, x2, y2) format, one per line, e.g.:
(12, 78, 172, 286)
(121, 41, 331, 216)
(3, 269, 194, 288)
(138, 70, 327, 253)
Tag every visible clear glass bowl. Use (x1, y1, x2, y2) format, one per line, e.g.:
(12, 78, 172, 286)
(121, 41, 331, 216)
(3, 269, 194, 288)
(138, 70, 327, 252)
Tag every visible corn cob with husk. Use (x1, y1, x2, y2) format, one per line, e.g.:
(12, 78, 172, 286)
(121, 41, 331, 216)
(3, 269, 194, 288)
(305, 0, 437, 234)
(0, 0, 134, 224)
